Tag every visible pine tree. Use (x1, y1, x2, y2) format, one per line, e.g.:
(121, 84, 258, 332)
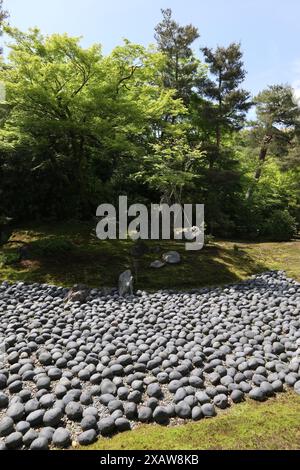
(155, 8, 201, 105)
(199, 43, 252, 168)
(246, 85, 300, 199)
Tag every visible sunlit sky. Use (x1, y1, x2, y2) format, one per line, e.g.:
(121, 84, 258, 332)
(3, 0, 300, 100)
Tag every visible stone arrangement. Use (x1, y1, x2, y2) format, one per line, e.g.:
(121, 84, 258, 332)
(0, 271, 299, 450)
(151, 250, 181, 269)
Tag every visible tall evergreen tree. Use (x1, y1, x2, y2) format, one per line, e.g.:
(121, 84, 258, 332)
(199, 43, 252, 168)
(154, 8, 202, 105)
(246, 84, 300, 199)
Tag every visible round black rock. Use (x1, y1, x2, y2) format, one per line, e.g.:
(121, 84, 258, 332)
(153, 407, 170, 425)
(124, 403, 137, 421)
(175, 401, 192, 419)
(294, 381, 300, 395)
(98, 417, 115, 436)
(7, 403, 25, 423)
(39, 352, 52, 366)
(138, 406, 152, 423)
(43, 408, 63, 427)
(81, 415, 98, 431)
(30, 437, 49, 451)
(249, 387, 267, 402)
(147, 383, 163, 399)
(39, 427, 55, 443)
(16, 421, 30, 435)
(115, 418, 131, 432)
(0, 393, 9, 409)
(65, 402, 83, 421)
(52, 428, 72, 449)
(5, 432, 23, 450)
(26, 410, 45, 427)
(77, 430, 97, 446)
(201, 404, 216, 418)
(0, 417, 14, 437)
(23, 429, 39, 447)
(0, 374, 7, 390)
(213, 394, 229, 409)
(230, 390, 244, 403)
(192, 406, 203, 421)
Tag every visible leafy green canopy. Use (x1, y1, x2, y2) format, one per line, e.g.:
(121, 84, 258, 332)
(0, 27, 184, 218)
(0, 8, 299, 241)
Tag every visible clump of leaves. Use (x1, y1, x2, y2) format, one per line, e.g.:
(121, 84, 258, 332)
(204, 234, 215, 246)
(0, 251, 20, 267)
(28, 238, 75, 258)
(262, 210, 297, 242)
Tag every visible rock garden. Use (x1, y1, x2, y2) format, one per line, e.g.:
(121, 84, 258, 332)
(0, 270, 299, 450)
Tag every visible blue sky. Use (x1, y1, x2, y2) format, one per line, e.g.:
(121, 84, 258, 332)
(3, 0, 300, 99)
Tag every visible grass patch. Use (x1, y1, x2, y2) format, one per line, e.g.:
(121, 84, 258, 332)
(84, 393, 300, 450)
(0, 221, 299, 289)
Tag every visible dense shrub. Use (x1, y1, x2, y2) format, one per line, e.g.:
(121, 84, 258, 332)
(28, 238, 75, 257)
(0, 251, 20, 267)
(262, 210, 297, 242)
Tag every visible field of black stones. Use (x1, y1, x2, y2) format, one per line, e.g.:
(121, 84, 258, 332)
(0, 270, 299, 450)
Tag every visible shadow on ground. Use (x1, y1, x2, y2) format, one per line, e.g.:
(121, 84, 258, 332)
(0, 221, 279, 289)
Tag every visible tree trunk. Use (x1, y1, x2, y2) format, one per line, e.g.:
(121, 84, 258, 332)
(246, 134, 273, 200)
(70, 130, 88, 215)
(210, 71, 222, 170)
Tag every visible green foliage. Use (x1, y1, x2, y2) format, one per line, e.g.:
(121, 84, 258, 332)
(262, 210, 297, 242)
(245, 85, 300, 200)
(133, 136, 205, 204)
(198, 43, 252, 168)
(28, 238, 75, 257)
(0, 10, 299, 241)
(0, 27, 184, 219)
(154, 8, 204, 105)
(1, 223, 299, 289)
(0, 251, 19, 267)
(0, 217, 13, 246)
(204, 234, 215, 245)
(256, 85, 299, 127)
